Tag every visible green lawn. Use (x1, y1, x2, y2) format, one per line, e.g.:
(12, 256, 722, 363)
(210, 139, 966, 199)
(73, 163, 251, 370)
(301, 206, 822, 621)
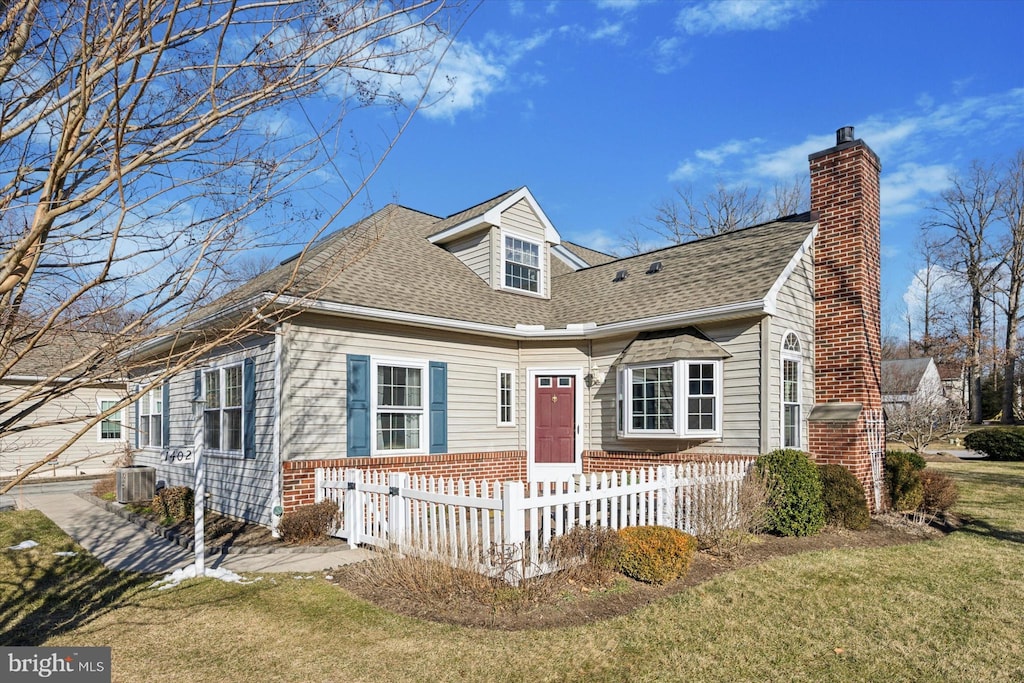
(2, 460, 1023, 682)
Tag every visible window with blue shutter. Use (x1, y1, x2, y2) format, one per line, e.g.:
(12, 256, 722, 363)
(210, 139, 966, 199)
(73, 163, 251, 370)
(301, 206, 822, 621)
(347, 354, 370, 457)
(243, 357, 256, 459)
(429, 361, 447, 454)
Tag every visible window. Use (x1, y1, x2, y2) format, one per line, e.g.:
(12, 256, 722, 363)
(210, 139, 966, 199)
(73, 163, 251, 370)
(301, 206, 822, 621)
(99, 400, 123, 441)
(139, 387, 163, 448)
(503, 235, 540, 293)
(618, 360, 722, 438)
(373, 360, 426, 453)
(498, 370, 515, 426)
(782, 332, 802, 448)
(204, 365, 243, 453)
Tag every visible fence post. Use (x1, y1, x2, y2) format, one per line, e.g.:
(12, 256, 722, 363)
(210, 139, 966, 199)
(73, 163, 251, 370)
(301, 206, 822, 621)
(657, 465, 676, 528)
(344, 468, 361, 549)
(388, 471, 408, 551)
(502, 480, 526, 547)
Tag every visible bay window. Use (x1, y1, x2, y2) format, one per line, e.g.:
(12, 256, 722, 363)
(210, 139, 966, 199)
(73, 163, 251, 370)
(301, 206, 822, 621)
(618, 360, 722, 438)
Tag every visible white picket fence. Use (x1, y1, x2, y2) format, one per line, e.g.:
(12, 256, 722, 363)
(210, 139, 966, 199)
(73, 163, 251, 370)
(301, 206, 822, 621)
(315, 458, 754, 581)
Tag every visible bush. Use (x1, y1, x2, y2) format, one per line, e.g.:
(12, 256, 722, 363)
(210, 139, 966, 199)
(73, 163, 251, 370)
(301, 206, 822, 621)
(277, 500, 339, 544)
(548, 525, 623, 585)
(963, 427, 1024, 460)
(152, 486, 194, 523)
(920, 470, 959, 513)
(690, 468, 770, 556)
(91, 474, 116, 500)
(755, 449, 825, 537)
(615, 526, 697, 584)
(818, 464, 871, 531)
(885, 451, 924, 511)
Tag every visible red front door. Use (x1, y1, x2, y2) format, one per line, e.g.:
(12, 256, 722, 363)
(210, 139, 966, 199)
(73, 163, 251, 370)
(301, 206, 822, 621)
(534, 376, 575, 464)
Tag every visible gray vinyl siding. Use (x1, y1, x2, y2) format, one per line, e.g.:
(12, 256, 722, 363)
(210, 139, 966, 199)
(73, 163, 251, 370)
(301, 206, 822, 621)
(132, 335, 277, 526)
(766, 250, 815, 451)
(282, 316, 522, 460)
(447, 228, 493, 286)
(0, 382, 130, 479)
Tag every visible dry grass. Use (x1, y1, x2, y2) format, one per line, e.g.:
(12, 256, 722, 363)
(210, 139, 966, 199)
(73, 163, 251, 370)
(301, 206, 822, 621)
(3, 460, 1023, 682)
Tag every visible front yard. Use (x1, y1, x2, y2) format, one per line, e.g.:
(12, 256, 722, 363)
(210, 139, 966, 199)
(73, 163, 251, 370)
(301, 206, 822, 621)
(2, 460, 1024, 682)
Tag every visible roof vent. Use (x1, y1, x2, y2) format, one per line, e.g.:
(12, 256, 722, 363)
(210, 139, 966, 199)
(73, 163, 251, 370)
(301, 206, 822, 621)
(836, 126, 855, 145)
(645, 261, 662, 275)
(612, 269, 629, 283)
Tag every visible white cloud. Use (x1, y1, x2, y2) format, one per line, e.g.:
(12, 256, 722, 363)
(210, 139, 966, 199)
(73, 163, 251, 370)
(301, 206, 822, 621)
(650, 35, 688, 74)
(589, 21, 627, 42)
(668, 159, 701, 182)
(596, 0, 646, 11)
(677, 0, 819, 35)
(882, 163, 953, 216)
(902, 264, 962, 331)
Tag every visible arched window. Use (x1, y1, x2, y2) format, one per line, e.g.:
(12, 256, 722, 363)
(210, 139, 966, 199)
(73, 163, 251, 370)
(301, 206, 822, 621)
(782, 332, 802, 448)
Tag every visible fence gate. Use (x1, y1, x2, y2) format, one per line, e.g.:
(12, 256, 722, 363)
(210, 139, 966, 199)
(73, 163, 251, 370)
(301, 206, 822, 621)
(864, 409, 885, 510)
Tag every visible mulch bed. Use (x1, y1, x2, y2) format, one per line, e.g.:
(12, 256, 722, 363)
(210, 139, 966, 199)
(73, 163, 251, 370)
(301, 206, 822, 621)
(328, 519, 947, 631)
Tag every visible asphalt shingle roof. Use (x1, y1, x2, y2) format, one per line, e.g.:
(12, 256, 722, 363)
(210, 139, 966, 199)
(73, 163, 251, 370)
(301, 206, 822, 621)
(191, 201, 816, 332)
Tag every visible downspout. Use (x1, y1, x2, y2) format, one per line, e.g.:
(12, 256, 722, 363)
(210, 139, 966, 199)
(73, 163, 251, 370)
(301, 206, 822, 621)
(270, 324, 283, 537)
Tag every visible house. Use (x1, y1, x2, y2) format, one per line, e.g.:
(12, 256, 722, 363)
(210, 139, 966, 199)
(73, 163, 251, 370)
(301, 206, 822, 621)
(128, 126, 885, 527)
(882, 357, 945, 413)
(0, 329, 129, 481)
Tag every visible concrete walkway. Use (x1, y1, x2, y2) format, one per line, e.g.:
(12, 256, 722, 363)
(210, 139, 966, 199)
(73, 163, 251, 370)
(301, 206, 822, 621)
(11, 481, 371, 575)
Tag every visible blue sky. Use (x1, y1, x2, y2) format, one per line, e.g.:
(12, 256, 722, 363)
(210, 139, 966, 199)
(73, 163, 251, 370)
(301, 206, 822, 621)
(307, 0, 1024, 338)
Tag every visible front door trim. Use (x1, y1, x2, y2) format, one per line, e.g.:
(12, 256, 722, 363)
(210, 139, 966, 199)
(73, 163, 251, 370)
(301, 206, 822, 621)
(526, 366, 584, 482)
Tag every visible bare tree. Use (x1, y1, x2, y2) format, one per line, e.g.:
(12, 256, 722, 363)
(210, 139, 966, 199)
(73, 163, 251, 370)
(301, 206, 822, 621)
(928, 162, 1005, 423)
(0, 0, 469, 492)
(630, 177, 808, 252)
(883, 362, 967, 453)
(998, 150, 1024, 423)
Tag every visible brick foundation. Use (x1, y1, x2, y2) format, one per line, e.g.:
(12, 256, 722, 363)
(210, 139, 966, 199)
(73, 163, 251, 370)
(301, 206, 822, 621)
(281, 451, 527, 511)
(583, 450, 753, 472)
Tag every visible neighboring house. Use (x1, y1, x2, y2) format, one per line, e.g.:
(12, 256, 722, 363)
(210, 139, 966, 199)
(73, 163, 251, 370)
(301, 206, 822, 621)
(936, 361, 966, 406)
(0, 330, 129, 480)
(882, 357, 945, 413)
(129, 126, 885, 526)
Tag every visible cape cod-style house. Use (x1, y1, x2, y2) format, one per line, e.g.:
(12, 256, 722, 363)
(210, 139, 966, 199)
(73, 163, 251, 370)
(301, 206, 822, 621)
(128, 127, 885, 528)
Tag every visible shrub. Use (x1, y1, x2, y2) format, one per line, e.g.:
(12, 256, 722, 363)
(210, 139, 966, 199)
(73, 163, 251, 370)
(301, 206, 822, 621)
(278, 500, 339, 544)
(548, 525, 623, 585)
(690, 468, 770, 556)
(615, 526, 697, 584)
(919, 470, 959, 513)
(963, 427, 1024, 460)
(755, 449, 825, 537)
(152, 486, 194, 523)
(91, 474, 116, 500)
(818, 464, 870, 530)
(884, 452, 924, 512)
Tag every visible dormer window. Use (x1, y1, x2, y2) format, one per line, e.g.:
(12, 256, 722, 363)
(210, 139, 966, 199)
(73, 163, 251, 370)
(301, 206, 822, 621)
(504, 235, 540, 293)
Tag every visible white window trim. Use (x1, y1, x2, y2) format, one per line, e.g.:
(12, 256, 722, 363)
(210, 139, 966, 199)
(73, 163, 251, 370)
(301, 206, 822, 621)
(497, 368, 516, 427)
(781, 331, 803, 449)
(370, 356, 430, 456)
(617, 359, 723, 439)
(500, 230, 544, 297)
(203, 363, 245, 458)
(97, 398, 125, 442)
(138, 386, 164, 450)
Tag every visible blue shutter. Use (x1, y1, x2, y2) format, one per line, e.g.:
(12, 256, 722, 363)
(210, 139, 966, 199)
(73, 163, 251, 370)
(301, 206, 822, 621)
(243, 358, 256, 459)
(161, 381, 170, 447)
(429, 361, 448, 454)
(134, 384, 141, 448)
(347, 355, 370, 457)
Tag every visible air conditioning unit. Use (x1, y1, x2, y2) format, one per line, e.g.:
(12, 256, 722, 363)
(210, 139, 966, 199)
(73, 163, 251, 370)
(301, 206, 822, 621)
(116, 466, 156, 504)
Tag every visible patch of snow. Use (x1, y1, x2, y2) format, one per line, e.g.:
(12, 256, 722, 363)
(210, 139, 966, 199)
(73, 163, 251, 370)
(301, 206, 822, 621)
(6, 540, 38, 550)
(293, 575, 315, 580)
(53, 551, 77, 557)
(150, 565, 263, 591)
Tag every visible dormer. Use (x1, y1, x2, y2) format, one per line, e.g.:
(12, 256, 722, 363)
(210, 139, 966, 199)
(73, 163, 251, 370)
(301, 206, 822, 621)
(428, 187, 589, 300)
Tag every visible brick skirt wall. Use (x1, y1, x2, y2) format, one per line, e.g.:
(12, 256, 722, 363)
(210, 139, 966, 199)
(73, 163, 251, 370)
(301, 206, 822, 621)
(808, 419, 879, 512)
(583, 450, 753, 472)
(282, 451, 527, 511)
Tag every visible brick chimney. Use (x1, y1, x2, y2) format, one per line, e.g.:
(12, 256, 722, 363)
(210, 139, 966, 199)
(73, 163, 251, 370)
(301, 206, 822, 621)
(806, 127, 885, 511)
